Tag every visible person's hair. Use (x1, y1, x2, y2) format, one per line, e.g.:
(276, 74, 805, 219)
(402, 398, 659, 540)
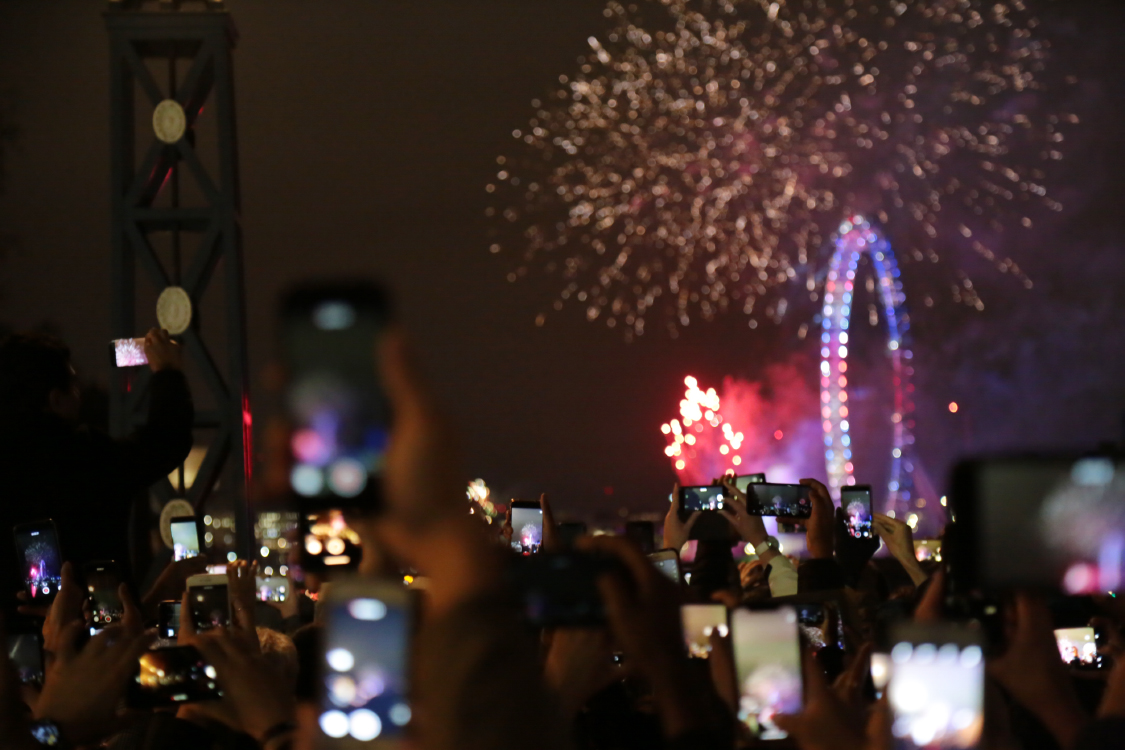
(0, 333, 72, 417)
(256, 626, 300, 691)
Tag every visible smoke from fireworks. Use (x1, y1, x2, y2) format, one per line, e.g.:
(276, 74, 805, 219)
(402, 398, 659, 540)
(489, 0, 1074, 337)
(660, 365, 822, 485)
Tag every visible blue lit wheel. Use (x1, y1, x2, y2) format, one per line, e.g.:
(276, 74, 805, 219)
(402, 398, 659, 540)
(820, 216, 916, 517)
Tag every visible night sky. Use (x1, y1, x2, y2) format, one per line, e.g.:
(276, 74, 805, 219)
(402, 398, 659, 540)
(1, 0, 1123, 526)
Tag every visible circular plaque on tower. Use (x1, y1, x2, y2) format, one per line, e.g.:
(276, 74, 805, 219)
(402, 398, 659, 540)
(153, 99, 186, 144)
(157, 286, 193, 335)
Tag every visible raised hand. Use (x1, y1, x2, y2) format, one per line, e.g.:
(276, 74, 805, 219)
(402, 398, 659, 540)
(800, 478, 835, 560)
(33, 620, 156, 746)
(719, 476, 769, 548)
(144, 327, 183, 373)
(988, 593, 1089, 749)
(774, 652, 867, 750)
(662, 483, 700, 552)
(872, 513, 927, 586)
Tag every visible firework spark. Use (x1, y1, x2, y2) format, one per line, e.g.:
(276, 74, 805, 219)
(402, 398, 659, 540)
(490, 0, 1074, 337)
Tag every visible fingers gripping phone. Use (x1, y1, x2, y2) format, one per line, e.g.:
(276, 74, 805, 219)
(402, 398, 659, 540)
(282, 283, 392, 512)
(13, 520, 62, 604)
(319, 578, 413, 746)
(510, 500, 544, 555)
(731, 607, 803, 741)
(186, 574, 230, 631)
(84, 561, 123, 635)
(841, 485, 874, 540)
(887, 624, 984, 749)
(170, 516, 201, 562)
(111, 337, 148, 367)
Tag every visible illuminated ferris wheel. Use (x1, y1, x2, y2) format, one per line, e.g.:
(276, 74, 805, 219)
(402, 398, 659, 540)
(820, 216, 918, 520)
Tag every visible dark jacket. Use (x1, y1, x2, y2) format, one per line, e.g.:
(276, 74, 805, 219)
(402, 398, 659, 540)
(0, 369, 193, 601)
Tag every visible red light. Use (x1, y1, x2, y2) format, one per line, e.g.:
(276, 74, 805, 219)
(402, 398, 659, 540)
(948, 402, 959, 414)
(604, 486, 614, 496)
(774, 430, 783, 440)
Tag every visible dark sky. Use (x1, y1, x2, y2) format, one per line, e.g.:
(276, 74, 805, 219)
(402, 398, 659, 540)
(1, 0, 1124, 526)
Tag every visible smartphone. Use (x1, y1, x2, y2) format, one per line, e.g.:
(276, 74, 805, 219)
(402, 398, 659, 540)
(625, 521, 655, 554)
(743, 483, 812, 518)
(282, 283, 392, 512)
(510, 500, 544, 555)
(732, 607, 803, 740)
(841, 485, 874, 539)
(914, 539, 942, 562)
(158, 600, 182, 640)
(170, 516, 201, 562)
(319, 577, 413, 746)
(681, 603, 728, 659)
(111, 337, 148, 367)
(128, 645, 222, 707)
(649, 548, 681, 584)
(302, 510, 363, 573)
(6, 631, 44, 687)
(557, 521, 588, 549)
(13, 520, 62, 603)
(508, 551, 618, 627)
(679, 485, 726, 513)
(257, 575, 289, 603)
(794, 602, 829, 650)
(84, 561, 123, 635)
(733, 473, 767, 493)
(949, 455, 1125, 592)
(887, 624, 984, 749)
(1054, 627, 1105, 670)
(186, 574, 230, 631)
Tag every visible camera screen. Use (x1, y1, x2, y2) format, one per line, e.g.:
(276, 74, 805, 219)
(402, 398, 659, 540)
(1054, 627, 1103, 669)
(257, 575, 289, 603)
(170, 520, 200, 562)
(113, 338, 148, 367)
(841, 488, 874, 539)
(914, 540, 942, 562)
(681, 604, 728, 659)
(304, 510, 363, 570)
(746, 484, 812, 517)
(190, 583, 229, 631)
(6, 633, 43, 686)
(131, 646, 222, 706)
(320, 594, 411, 742)
(14, 523, 62, 600)
(680, 485, 726, 512)
(970, 457, 1125, 592)
(650, 553, 680, 583)
(732, 607, 803, 740)
(159, 601, 182, 640)
(284, 289, 390, 508)
(888, 638, 984, 748)
(86, 568, 123, 632)
(511, 507, 544, 555)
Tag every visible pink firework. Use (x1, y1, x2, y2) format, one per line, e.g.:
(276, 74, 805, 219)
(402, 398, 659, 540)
(661, 364, 822, 486)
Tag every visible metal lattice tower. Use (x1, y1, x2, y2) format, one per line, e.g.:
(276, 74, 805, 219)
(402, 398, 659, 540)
(106, 0, 251, 559)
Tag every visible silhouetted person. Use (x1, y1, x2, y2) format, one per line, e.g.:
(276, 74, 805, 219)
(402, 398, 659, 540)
(0, 329, 192, 605)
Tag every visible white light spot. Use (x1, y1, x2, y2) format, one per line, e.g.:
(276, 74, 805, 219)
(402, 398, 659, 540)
(348, 598, 387, 621)
(329, 458, 367, 498)
(349, 709, 382, 741)
(291, 465, 324, 496)
(326, 648, 355, 672)
(320, 710, 349, 738)
(389, 703, 412, 726)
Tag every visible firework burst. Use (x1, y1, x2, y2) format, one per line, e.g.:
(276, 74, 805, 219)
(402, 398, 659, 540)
(489, 0, 1074, 337)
